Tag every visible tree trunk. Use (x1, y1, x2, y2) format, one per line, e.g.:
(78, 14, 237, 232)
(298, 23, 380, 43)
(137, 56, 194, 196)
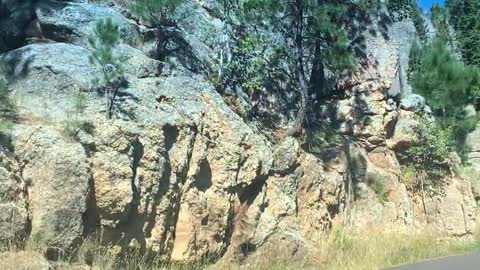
(106, 86, 111, 119)
(288, 0, 308, 136)
(107, 82, 121, 119)
(310, 40, 326, 98)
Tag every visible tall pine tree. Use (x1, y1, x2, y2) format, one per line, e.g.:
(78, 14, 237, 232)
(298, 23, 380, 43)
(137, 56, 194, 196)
(236, 0, 380, 134)
(446, 0, 480, 66)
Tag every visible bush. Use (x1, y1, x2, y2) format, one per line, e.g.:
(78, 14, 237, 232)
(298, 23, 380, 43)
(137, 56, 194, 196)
(400, 165, 419, 190)
(445, 0, 480, 66)
(367, 172, 388, 203)
(403, 113, 454, 189)
(411, 40, 479, 117)
(129, 0, 186, 60)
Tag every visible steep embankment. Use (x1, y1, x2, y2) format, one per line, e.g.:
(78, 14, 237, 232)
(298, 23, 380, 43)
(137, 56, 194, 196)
(0, 0, 478, 264)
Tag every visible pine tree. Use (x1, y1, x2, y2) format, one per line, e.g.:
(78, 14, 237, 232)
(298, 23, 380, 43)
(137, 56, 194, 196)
(410, 40, 480, 155)
(235, 0, 380, 134)
(446, 0, 480, 66)
(89, 18, 125, 119)
(412, 40, 476, 118)
(430, 4, 452, 45)
(129, 0, 186, 60)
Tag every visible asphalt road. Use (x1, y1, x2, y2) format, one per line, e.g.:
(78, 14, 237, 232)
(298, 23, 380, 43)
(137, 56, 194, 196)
(388, 253, 480, 270)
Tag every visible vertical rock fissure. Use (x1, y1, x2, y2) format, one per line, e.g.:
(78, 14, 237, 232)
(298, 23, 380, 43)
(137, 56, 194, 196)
(163, 125, 199, 259)
(78, 140, 98, 238)
(81, 170, 98, 238)
(131, 138, 144, 209)
(224, 162, 271, 260)
(128, 138, 145, 249)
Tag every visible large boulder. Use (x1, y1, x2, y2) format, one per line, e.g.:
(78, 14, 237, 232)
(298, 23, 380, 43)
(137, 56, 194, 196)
(2, 43, 96, 121)
(35, 1, 141, 47)
(1, 42, 161, 121)
(12, 126, 91, 251)
(387, 110, 417, 152)
(400, 94, 426, 112)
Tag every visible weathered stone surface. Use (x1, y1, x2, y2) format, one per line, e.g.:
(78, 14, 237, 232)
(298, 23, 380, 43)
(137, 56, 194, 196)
(0, 148, 29, 244)
(12, 126, 91, 250)
(467, 124, 480, 171)
(412, 178, 477, 237)
(387, 110, 416, 152)
(388, 20, 418, 97)
(2, 43, 96, 121)
(0, 0, 478, 264)
(36, 1, 141, 47)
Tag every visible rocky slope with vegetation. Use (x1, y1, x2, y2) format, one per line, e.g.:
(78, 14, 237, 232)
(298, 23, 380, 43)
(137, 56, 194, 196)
(1, 0, 480, 268)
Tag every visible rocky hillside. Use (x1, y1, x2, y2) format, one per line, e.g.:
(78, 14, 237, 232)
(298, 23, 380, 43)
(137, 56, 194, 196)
(0, 0, 479, 265)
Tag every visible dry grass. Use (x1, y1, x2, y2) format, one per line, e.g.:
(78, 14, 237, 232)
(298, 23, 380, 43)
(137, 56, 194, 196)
(0, 250, 50, 270)
(1, 227, 479, 270)
(314, 227, 480, 270)
(210, 227, 480, 270)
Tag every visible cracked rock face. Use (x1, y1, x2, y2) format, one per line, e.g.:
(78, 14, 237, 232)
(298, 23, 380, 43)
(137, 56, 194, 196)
(12, 126, 91, 251)
(0, 148, 29, 244)
(0, 0, 478, 263)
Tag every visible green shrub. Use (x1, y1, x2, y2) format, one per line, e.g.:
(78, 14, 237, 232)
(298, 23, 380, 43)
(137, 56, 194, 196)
(129, 0, 186, 60)
(445, 0, 480, 66)
(368, 172, 388, 203)
(430, 4, 452, 44)
(404, 114, 454, 189)
(400, 165, 419, 190)
(62, 119, 83, 140)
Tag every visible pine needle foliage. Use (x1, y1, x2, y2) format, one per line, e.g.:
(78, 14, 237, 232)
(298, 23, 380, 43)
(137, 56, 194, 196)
(410, 40, 480, 159)
(220, 0, 381, 133)
(446, 0, 480, 66)
(411, 40, 480, 119)
(430, 4, 452, 45)
(88, 18, 125, 119)
(130, 0, 186, 25)
(129, 0, 186, 60)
